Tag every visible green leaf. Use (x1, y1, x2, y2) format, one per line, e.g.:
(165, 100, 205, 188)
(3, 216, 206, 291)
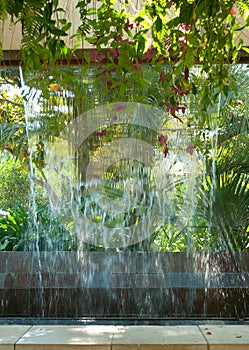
(61, 44, 68, 56)
(58, 18, 67, 25)
(154, 16, 162, 32)
(61, 22, 72, 32)
(83, 51, 90, 64)
(242, 46, 249, 54)
(50, 28, 68, 37)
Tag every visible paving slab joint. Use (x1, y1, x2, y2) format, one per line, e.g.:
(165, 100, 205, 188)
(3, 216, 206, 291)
(14, 326, 33, 349)
(198, 326, 210, 350)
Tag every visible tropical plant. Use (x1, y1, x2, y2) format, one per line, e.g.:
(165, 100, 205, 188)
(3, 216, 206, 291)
(30, 204, 78, 251)
(194, 65, 249, 251)
(0, 151, 30, 210)
(134, 64, 249, 252)
(0, 206, 28, 250)
(1, 2, 249, 252)
(0, 203, 78, 251)
(194, 136, 249, 251)
(0, 1, 246, 108)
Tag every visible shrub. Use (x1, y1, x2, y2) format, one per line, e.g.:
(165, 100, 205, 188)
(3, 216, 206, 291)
(0, 151, 30, 211)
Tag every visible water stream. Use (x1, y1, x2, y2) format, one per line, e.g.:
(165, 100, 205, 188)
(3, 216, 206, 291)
(19, 68, 45, 317)
(0, 67, 248, 318)
(44, 101, 199, 249)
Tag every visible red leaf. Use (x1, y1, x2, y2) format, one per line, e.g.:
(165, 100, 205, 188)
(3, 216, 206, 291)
(158, 134, 168, 146)
(95, 129, 107, 137)
(164, 145, 169, 158)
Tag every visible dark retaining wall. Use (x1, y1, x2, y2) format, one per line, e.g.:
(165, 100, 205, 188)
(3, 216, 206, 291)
(0, 252, 249, 318)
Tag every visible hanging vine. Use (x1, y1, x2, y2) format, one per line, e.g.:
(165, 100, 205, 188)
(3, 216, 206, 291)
(0, 0, 248, 121)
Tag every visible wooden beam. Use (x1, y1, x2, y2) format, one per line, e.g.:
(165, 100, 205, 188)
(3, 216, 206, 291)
(1, 48, 249, 67)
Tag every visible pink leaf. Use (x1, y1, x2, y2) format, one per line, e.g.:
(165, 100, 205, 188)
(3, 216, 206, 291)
(112, 103, 126, 111)
(132, 63, 142, 73)
(110, 48, 120, 59)
(186, 145, 195, 155)
(142, 48, 155, 62)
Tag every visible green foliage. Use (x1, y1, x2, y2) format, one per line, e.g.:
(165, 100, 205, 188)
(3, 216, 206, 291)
(15, 0, 71, 71)
(1, 2, 249, 252)
(0, 204, 78, 251)
(1, 63, 249, 252)
(0, 206, 28, 250)
(195, 137, 249, 251)
(0, 152, 30, 211)
(0, 83, 27, 159)
(152, 222, 188, 252)
(1, 0, 245, 113)
(29, 204, 78, 251)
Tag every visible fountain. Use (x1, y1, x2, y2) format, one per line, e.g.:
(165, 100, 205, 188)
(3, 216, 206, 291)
(0, 68, 249, 320)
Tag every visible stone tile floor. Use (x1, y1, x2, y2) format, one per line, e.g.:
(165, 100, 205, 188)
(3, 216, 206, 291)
(0, 324, 249, 350)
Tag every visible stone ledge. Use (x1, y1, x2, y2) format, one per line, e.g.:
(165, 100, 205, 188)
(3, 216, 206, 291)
(0, 325, 249, 350)
(1, 272, 249, 289)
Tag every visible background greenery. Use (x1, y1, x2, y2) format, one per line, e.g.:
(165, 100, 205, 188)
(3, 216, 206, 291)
(0, 1, 249, 252)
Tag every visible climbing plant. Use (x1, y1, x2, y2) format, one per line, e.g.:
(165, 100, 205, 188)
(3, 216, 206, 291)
(0, 1, 248, 115)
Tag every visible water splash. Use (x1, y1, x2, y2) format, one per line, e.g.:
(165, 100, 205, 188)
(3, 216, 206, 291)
(45, 102, 199, 249)
(19, 67, 45, 316)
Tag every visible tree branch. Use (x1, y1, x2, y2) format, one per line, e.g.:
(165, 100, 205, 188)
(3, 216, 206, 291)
(31, 176, 61, 208)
